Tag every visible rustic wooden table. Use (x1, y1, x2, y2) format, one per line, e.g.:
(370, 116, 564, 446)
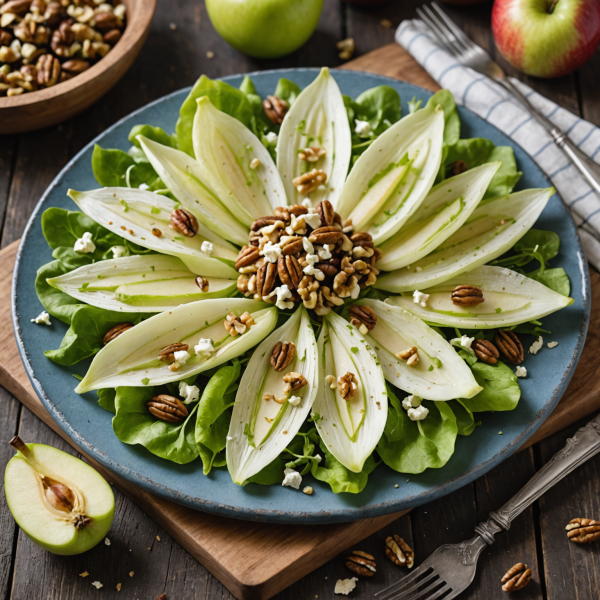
(0, 1, 599, 598)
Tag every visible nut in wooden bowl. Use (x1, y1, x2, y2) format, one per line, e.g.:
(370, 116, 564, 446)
(0, 0, 156, 134)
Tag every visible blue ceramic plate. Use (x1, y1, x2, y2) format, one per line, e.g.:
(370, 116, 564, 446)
(12, 69, 590, 524)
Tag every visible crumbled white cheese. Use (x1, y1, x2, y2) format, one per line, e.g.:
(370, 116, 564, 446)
(31, 311, 51, 326)
(271, 284, 294, 310)
(74, 231, 96, 253)
(110, 245, 128, 259)
(282, 468, 302, 489)
(226, 435, 233, 441)
(200, 241, 213, 256)
(416, 266, 423, 272)
(407, 405, 429, 421)
(138, 183, 149, 191)
(265, 131, 278, 144)
(318, 244, 332, 260)
(402, 395, 422, 410)
(413, 290, 429, 307)
(194, 338, 215, 357)
(250, 158, 261, 169)
(91, 581, 103, 589)
(303, 237, 315, 254)
(516, 366, 527, 378)
(355, 119, 371, 137)
(303, 254, 325, 280)
(261, 240, 282, 263)
(357, 323, 368, 336)
(451, 335, 475, 352)
(179, 381, 200, 404)
(173, 350, 190, 364)
(304, 213, 322, 229)
(335, 577, 358, 595)
(529, 336, 543, 354)
(288, 395, 302, 406)
(547, 341, 558, 349)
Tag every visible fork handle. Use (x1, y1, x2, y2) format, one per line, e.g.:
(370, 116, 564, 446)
(496, 77, 600, 196)
(482, 413, 600, 533)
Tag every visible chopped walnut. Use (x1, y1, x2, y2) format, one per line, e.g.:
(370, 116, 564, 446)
(338, 372, 358, 400)
(396, 346, 418, 367)
(224, 312, 254, 336)
(325, 374, 337, 389)
(293, 169, 327, 195)
(298, 147, 327, 162)
(283, 372, 308, 394)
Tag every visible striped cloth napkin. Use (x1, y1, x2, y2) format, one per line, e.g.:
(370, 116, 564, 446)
(396, 19, 600, 270)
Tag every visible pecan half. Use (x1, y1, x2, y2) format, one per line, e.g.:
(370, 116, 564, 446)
(397, 346, 418, 367)
(309, 225, 343, 246)
(280, 236, 304, 255)
(449, 159, 468, 176)
(36, 54, 60, 86)
(293, 169, 327, 195)
(195, 276, 209, 293)
(94, 11, 120, 32)
(385, 535, 414, 568)
(349, 305, 377, 333)
(235, 245, 261, 270)
(346, 550, 376, 577)
(271, 341, 296, 372)
(170, 208, 198, 237)
(146, 395, 188, 423)
(283, 371, 308, 393)
(1, 0, 33, 15)
(43, 1, 64, 27)
(316, 262, 338, 278)
(299, 147, 326, 162)
(103, 28, 122, 45)
(263, 95, 289, 125)
(278, 255, 303, 290)
(158, 342, 189, 362)
(316, 199, 336, 227)
(501, 563, 532, 592)
(61, 58, 90, 75)
(251, 215, 280, 231)
(275, 204, 308, 221)
(255, 262, 278, 298)
(472, 339, 499, 364)
(338, 372, 358, 400)
(495, 330, 524, 364)
(451, 284, 484, 306)
(350, 231, 374, 248)
(103, 323, 133, 345)
(566, 518, 600, 543)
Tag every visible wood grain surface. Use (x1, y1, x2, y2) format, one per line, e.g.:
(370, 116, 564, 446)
(0, 2, 599, 599)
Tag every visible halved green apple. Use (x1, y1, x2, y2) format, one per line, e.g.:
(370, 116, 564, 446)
(5, 437, 114, 555)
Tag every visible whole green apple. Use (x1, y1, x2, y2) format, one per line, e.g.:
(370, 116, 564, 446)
(492, 0, 600, 77)
(206, 0, 324, 59)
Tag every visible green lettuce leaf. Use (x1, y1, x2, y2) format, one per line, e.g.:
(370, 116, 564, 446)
(528, 267, 570, 296)
(128, 124, 176, 149)
(353, 85, 401, 136)
(447, 399, 479, 436)
(274, 78, 302, 105)
(459, 361, 521, 412)
(97, 388, 116, 413)
(427, 89, 460, 147)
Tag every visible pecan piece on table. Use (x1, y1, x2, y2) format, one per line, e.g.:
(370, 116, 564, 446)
(270, 341, 296, 372)
(385, 535, 414, 567)
(396, 346, 419, 367)
(293, 169, 327, 195)
(501, 563, 532, 592)
(472, 339, 499, 365)
(565, 518, 600, 543)
(146, 395, 188, 423)
(346, 550, 376, 577)
(255, 262, 278, 299)
(451, 284, 484, 306)
(277, 255, 303, 290)
(263, 94, 288, 124)
(102, 322, 133, 345)
(158, 342, 189, 362)
(338, 372, 358, 400)
(495, 330, 524, 364)
(316, 199, 336, 227)
(195, 276, 209, 293)
(235, 245, 261, 270)
(170, 208, 198, 237)
(349, 305, 377, 334)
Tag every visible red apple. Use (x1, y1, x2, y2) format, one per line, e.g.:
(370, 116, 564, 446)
(492, 0, 600, 78)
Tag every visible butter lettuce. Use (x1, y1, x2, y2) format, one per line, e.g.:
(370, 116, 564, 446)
(460, 361, 521, 413)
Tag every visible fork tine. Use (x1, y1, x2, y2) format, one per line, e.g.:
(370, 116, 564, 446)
(394, 580, 451, 600)
(422, 5, 469, 55)
(430, 2, 477, 53)
(415, 7, 459, 59)
(393, 573, 441, 600)
(375, 566, 430, 599)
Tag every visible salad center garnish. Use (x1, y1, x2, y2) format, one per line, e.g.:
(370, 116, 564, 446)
(235, 199, 382, 315)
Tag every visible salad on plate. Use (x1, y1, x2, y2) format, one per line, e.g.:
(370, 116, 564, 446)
(33, 68, 573, 494)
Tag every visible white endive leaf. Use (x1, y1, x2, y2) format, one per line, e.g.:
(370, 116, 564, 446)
(138, 135, 249, 246)
(68, 188, 238, 279)
(276, 67, 351, 208)
(312, 312, 387, 473)
(227, 306, 318, 485)
(47, 255, 237, 313)
(377, 162, 501, 271)
(358, 299, 481, 400)
(192, 96, 287, 221)
(386, 265, 573, 329)
(337, 103, 445, 245)
(75, 299, 277, 392)
(376, 187, 554, 293)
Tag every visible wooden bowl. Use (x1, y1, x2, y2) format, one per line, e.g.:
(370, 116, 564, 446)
(0, 0, 156, 135)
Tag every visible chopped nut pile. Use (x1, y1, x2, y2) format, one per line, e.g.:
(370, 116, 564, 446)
(236, 200, 381, 316)
(0, 0, 127, 97)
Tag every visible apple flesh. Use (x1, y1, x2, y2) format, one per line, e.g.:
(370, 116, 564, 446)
(492, 0, 600, 77)
(5, 437, 115, 555)
(206, 0, 324, 59)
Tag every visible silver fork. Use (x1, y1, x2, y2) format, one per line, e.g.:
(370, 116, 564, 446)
(376, 413, 600, 600)
(413, 2, 600, 200)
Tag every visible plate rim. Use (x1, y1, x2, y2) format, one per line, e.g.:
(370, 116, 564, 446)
(11, 67, 591, 524)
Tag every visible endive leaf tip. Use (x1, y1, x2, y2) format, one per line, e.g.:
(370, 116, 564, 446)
(196, 95, 212, 108)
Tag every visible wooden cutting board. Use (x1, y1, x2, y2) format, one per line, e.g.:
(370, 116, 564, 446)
(2, 43, 600, 600)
